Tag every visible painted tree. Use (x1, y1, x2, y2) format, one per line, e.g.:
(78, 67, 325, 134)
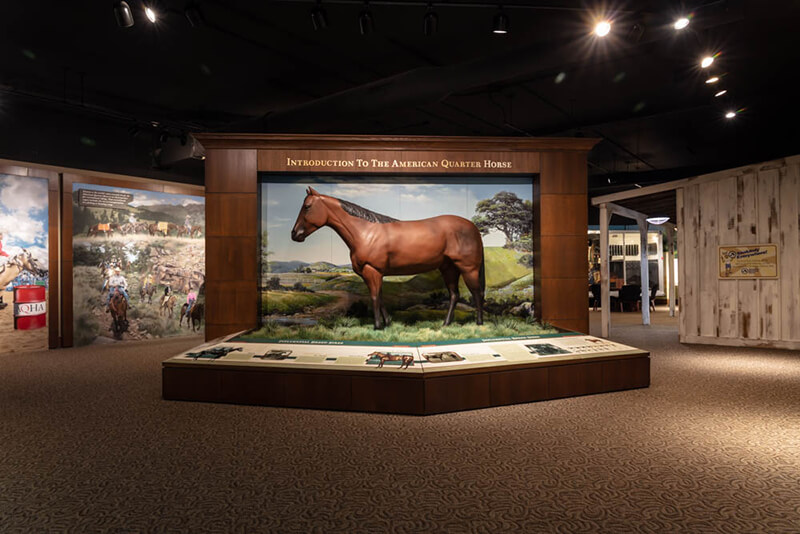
(471, 191, 532, 246)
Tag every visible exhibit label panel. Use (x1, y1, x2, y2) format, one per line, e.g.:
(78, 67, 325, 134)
(256, 174, 543, 342)
(718, 244, 779, 279)
(72, 183, 205, 346)
(0, 174, 49, 353)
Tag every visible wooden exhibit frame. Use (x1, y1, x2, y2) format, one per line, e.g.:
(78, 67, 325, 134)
(60, 173, 203, 347)
(195, 133, 600, 340)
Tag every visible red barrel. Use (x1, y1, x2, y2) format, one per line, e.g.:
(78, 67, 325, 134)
(14, 285, 46, 330)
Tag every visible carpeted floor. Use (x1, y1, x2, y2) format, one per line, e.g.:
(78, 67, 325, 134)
(1, 320, 799, 533)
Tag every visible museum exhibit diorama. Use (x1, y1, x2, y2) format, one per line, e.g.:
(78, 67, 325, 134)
(161, 134, 650, 414)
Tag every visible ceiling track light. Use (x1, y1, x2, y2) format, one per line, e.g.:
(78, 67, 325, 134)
(705, 76, 719, 84)
(113, 0, 134, 28)
(311, 1, 328, 31)
(185, 2, 204, 28)
(700, 55, 714, 68)
(493, 7, 508, 35)
(423, 4, 438, 36)
(714, 89, 728, 98)
(359, 2, 373, 35)
(725, 110, 736, 119)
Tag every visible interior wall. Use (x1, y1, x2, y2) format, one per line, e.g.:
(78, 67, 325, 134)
(678, 155, 800, 349)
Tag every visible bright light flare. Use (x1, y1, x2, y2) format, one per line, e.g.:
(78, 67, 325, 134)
(145, 6, 157, 23)
(594, 20, 611, 37)
(714, 89, 728, 97)
(705, 76, 719, 84)
(701, 56, 714, 68)
(674, 17, 690, 30)
(725, 111, 736, 119)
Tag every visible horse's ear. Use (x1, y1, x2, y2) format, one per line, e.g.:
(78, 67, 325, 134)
(308, 187, 320, 196)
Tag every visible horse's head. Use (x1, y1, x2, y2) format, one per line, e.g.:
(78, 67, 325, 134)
(291, 187, 327, 242)
(18, 250, 45, 277)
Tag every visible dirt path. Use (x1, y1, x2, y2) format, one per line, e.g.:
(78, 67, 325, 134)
(310, 290, 361, 316)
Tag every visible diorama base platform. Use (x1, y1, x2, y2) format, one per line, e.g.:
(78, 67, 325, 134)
(163, 332, 649, 414)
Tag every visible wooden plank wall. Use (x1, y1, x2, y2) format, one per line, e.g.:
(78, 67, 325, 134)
(679, 158, 800, 349)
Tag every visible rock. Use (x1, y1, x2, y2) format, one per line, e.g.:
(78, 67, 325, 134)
(510, 302, 534, 317)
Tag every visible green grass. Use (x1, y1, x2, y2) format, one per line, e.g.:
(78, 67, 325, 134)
(262, 290, 337, 315)
(241, 315, 558, 343)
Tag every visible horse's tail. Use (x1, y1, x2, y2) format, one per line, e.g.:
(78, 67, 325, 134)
(479, 253, 486, 296)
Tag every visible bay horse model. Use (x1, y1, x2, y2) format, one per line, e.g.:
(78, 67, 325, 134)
(108, 289, 128, 339)
(291, 187, 485, 329)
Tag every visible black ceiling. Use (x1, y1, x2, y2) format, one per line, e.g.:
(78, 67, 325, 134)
(2, 0, 800, 190)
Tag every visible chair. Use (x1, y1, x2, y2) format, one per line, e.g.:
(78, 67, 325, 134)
(618, 284, 641, 312)
(590, 284, 601, 311)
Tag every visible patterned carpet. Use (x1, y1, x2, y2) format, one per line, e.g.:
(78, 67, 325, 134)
(1, 324, 799, 533)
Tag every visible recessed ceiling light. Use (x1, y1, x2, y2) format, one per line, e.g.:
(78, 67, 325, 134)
(705, 76, 719, 84)
(725, 111, 736, 119)
(594, 20, 611, 37)
(714, 89, 728, 97)
(674, 17, 689, 30)
(701, 56, 714, 68)
(144, 6, 157, 23)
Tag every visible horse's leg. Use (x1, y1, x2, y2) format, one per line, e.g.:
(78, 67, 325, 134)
(440, 262, 460, 327)
(459, 266, 484, 325)
(378, 287, 390, 326)
(360, 265, 385, 330)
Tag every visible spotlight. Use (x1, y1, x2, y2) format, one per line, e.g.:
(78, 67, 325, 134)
(185, 3, 204, 28)
(725, 111, 736, 119)
(705, 76, 719, 84)
(594, 20, 611, 37)
(714, 89, 728, 97)
(423, 7, 438, 36)
(145, 6, 157, 23)
(674, 17, 689, 30)
(359, 3, 373, 35)
(113, 0, 134, 28)
(493, 10, 509, 34)
(700, 56, 714, 68)
(311, 1, 328, 31)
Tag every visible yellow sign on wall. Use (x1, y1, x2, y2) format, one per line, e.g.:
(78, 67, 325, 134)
(718, 245, 779, 279)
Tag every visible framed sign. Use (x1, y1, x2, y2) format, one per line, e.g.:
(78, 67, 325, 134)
(718, 244, 779, 279)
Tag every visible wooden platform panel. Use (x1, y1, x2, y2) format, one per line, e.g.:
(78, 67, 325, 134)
(163, 352, 650, 414)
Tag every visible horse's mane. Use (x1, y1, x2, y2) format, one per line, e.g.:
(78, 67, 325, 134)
(336, 198, 398, 224)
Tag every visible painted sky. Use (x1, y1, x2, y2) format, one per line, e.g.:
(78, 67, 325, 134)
(262, 179, 533, 265)
(0, 174, 49, 264)
(73, 183, 204, 208)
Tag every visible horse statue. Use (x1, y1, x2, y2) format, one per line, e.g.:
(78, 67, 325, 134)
(108, 289, 128, 339)
(291, 187, 485, 329)
(179, 301, 204, 332)
(0, 250, 46, 289)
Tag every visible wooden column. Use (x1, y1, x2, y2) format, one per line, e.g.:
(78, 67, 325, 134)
(204, 149, 259, 341)
(599, 203, 611, 338)
(536, 152, 589, 334)
(638, 217, 651, 325)
(666, 228, 676, 317)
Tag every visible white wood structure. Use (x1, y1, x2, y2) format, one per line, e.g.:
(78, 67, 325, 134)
(592, 155, 800, 349)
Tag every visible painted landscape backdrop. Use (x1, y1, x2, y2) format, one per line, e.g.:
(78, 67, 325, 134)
(258, 177, 536, 339)
(72, 184, 205, 346)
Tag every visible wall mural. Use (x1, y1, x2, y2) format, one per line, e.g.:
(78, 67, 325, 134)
(0, 174, 49, 353)
(253, 176, 546, 343)
(72, 184, 205, 346)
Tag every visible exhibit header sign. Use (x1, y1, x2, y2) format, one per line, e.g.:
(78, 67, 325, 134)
(718, 244, 779, 279)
